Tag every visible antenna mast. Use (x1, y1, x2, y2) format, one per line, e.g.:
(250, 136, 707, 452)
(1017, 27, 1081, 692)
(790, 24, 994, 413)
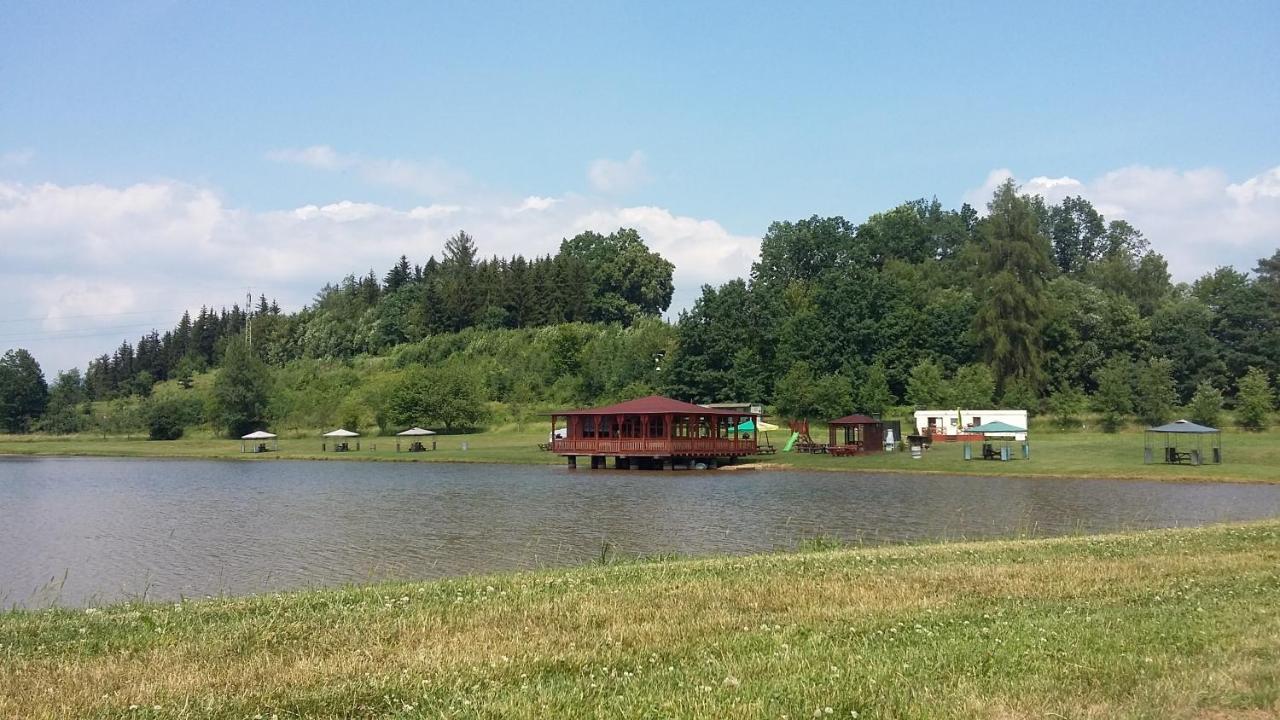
(245, 290, 253, 349)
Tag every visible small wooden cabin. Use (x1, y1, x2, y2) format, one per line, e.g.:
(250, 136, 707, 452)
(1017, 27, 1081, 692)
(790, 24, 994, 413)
(827, 414, 885, 455)
(549, 395, 758, 469)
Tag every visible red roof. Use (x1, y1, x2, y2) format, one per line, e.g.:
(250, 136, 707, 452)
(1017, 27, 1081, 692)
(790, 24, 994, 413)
(551, 395, 746, 416)
(829, 413, 881, 425)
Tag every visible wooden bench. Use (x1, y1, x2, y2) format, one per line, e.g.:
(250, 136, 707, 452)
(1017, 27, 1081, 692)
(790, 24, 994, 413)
(755, 444, 776, 455)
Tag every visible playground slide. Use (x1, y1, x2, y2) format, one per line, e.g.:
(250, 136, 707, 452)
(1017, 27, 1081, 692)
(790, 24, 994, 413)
(782, 431, 800, 452)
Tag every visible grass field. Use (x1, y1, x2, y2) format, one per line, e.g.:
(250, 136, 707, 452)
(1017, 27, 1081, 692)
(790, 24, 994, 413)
(1, 521, 1277, 719)
(1, 424, 1276, 483)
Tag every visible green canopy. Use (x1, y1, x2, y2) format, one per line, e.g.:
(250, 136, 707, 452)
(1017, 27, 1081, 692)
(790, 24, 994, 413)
(968, 420, 1026, 434)
(737, 419, 780, 432)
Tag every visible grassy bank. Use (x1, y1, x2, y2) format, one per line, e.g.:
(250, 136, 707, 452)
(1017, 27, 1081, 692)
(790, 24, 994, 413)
(1, 425, 1277, 483)
(2, 521, 1278, 718)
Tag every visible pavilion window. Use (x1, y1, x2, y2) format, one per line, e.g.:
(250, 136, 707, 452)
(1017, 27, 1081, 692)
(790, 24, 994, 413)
(647, 416, 664, 438)
(674, 417, 689, 438)
(622, 416, 642, 438)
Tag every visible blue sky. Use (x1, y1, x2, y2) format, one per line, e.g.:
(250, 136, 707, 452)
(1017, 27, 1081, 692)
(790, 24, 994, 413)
(2, 1, 1279, 371)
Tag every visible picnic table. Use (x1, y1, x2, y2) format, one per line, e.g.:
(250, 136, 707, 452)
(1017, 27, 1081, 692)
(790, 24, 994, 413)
(827, 445, 861, 457)
(1165, 447, 1196, 464)
(755, 444, 776, 455)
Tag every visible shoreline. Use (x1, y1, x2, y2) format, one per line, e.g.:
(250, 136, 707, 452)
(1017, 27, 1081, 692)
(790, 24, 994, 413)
(3, 446, 1277, 485)
(3, 520, 1278, 718)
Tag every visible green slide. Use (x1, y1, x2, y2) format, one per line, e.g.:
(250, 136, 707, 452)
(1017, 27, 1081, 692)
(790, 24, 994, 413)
(782, 432, 800, 452)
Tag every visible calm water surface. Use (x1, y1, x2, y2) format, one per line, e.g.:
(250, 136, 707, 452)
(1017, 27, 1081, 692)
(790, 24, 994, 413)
(3, 457, 1279, 608)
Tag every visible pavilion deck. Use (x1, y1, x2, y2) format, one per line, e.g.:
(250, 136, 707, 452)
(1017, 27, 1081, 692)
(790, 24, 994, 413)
(548, 395, 759, 467)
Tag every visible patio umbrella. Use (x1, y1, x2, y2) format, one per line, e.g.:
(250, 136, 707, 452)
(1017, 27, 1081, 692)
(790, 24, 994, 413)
(396, 427, 437, 436)
(737, 418, 779, 445)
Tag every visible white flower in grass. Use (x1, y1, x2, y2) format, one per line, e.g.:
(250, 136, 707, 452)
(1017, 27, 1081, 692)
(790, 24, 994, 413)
(722, 675, 740, 688)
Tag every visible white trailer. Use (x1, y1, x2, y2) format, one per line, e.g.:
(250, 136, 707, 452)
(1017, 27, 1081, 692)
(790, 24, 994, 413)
(913, 409, 1028, 441)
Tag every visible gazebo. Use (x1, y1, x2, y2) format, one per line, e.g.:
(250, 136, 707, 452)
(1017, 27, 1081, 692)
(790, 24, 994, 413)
(548, 395, 757, 469)
(396, 426, 436, 453)
(1145, 420, 1221, 465)
(240, 430, 278, 453)
(826, 414, 885, 456)
(322, 428, 360, 452)
(962, 421, 1029, 461)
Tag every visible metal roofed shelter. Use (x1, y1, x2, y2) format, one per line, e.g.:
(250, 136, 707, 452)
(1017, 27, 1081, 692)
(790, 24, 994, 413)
(322, 428, 360, 452)
(1145, 420, 1221, 465)
(826, 414, 885, 456)
(240, 430, 278, 453)
(396, 426, 437, 453)
(548, 395, 757, 469)
(962, 420, 1029, 461)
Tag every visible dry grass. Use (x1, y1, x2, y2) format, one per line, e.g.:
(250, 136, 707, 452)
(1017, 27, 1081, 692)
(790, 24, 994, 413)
(3, 522, 1279, 719)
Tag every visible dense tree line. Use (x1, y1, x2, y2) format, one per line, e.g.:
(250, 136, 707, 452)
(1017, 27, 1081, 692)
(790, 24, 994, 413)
(74, 228, 672, 401)
(666, 181, 1279, 428)
(2, 186, 1278, 437)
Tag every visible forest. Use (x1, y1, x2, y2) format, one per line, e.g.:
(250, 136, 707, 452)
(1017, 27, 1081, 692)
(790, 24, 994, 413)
(1, 180, 1277, 438)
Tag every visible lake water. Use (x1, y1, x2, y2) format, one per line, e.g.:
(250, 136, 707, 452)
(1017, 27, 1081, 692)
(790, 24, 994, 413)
(3, 457, 1280, 608)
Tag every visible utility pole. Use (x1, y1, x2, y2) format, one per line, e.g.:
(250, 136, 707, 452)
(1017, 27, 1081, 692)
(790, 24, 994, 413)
(245, 290, 253, 349)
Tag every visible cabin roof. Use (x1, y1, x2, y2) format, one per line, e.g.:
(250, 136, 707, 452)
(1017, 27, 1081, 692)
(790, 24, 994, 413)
(829, 413, 881, 425)
(551, 394, 745, 416)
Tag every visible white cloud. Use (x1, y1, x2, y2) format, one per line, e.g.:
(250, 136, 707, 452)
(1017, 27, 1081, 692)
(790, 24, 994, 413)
(1, 149, 35, 167)
(964, 164, 1280, 281)
(265, 145, 341, 170)
(0, 178, 757, 372)
(588, 151, 651, 194)
(514, 195, 560, 212)
(267, 145, 470, 198)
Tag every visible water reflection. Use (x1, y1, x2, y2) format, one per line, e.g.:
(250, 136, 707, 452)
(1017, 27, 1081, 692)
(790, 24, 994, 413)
(2, 457, 1278, 608)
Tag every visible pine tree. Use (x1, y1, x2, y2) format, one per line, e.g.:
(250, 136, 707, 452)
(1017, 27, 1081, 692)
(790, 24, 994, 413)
(1235, 367, 1274, 431)
(972, 180, 1054, 392)
(905, 359, 947, 408)
(1188, 380, 1223, 428)
(857, 361, 896, 417)
(0, 348, 48, 433)
(1134, 357, 1177, 426)
(210, 337, 272, 437)
(1047, 385, 1087, 430)
(384, 255, 412, 293)
(1094, 356, 1134, 433)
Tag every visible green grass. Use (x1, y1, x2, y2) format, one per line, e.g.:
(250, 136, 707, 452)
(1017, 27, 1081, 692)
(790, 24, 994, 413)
(2, 425, 1276, 483)
(0, 424, 558, 466)
(777, 426, 1280, 483)
(2, 521, 1278, 719)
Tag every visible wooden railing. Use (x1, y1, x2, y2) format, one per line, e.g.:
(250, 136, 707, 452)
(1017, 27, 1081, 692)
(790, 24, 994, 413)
(550, 437, 756, 456)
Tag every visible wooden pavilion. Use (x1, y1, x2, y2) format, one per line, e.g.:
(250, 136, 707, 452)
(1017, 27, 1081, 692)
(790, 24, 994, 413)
(548, 395, 758, 469)
(827, 414, 885, 456)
